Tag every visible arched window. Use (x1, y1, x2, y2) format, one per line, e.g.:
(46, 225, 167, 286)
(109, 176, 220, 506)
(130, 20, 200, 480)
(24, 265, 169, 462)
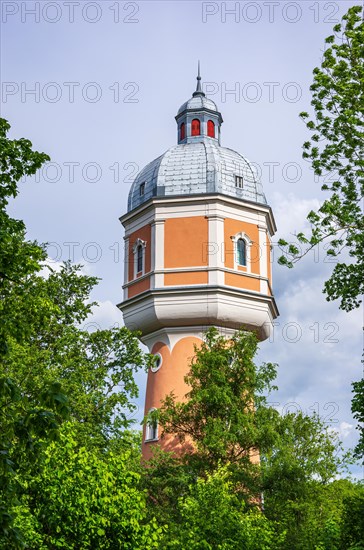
(137, 244, 143, 273)
(191, 118, 200, 136)
(180, 122, 185, 141)
(145, 408, 158, 441)
(132, 238, 146, 278)
(237, 238, 246, 266)
(231, 232, 251, 271)
(207, 120, 215, 138)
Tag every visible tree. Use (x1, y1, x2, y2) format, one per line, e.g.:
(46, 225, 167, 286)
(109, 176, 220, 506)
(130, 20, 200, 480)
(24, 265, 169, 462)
(278, 5, 364, 312)
(155, 328, 279, 494)
(3, 262, 150, 446)
(261, 413, 347, 549)
(277, 3, 364, 468)
(0, 118, 151, 546)
(351, 377, 364, 463)
(14, 423, 165, 550)
(144, 328, 347, 549)
(0, 117, 68, 546)
(262, 411, 344, 493)
(264, 478, 364, 550)
(340, 482, 364, 550)
(161, 467, 284, 550)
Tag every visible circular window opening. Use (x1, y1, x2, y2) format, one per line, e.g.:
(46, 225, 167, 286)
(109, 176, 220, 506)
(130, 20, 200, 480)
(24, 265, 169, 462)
(151, 353, 162, 373)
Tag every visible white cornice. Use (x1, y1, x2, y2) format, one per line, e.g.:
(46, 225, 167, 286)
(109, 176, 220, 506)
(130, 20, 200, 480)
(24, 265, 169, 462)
(118, 285, 278, 342)
(118, 284, 279, 318)
(120, 194, 277, 236)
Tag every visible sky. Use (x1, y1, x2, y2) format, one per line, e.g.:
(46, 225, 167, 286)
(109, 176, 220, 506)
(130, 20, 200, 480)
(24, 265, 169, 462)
(1, 0, 363, 477)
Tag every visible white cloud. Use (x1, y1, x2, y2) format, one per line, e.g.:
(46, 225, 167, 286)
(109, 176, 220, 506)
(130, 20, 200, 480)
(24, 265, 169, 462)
(40, 258, 99, 279)
(271, 192, 321, 237)
(39, 258, 63, 278)
(83, 300, 124, 331)
(336, 421, 354, 440)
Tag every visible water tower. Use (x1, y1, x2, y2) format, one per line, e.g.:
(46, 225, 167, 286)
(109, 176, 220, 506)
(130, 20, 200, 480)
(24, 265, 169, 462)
(118, 69, 278, 459)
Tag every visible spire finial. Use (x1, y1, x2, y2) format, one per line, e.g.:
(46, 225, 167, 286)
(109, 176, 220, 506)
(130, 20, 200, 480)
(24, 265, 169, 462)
(196, 60, 202, 92)
(193, 60, 205, 97)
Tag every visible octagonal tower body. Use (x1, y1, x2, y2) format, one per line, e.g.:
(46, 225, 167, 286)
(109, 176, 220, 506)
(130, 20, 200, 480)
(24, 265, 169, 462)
(118, 75, 278, 460)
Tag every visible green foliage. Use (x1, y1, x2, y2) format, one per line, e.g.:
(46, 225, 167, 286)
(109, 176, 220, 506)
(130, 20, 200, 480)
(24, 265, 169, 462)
(0, 118, 151, 546)
(3, 257, 149, 444)
(340, 485, 364, 550)
(0, 119, 50, 210)
(261, 411, 354, 549)
(156, 328, 279, 493)
(161, 467, 284, 550)
(142, 447, 194, 527)
(278, 5, 364, 312)
(264, 477, 363, 550)
(0, 118, 49, 317)
(0, 118, 68, 545)
(262, 411, 344, 492)
(15, 424, 165, 549)
(145, 328, 350, 550)
(351, 377, 364, 462)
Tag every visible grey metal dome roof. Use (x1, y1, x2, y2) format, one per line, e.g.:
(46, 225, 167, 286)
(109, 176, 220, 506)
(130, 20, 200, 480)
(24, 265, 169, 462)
(127, 141, 267, 212)
(177, 95, 218, 115)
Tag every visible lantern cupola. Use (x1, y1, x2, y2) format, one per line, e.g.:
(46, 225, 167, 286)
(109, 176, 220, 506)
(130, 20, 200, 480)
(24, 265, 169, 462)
(176, 63, 223, 145)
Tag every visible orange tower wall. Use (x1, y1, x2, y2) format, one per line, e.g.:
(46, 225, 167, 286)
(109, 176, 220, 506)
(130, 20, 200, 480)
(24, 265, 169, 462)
(142, 335, 202, 460)
(164, 216, 208, 268)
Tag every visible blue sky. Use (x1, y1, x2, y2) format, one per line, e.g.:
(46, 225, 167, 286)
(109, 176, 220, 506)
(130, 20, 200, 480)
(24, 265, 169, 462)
(1, 0, 363, 477)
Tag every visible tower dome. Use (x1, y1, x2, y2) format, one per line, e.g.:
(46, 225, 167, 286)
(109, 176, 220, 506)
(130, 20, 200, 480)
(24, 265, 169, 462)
(128, 142, 266, 211)
(128, 65, 266, 212)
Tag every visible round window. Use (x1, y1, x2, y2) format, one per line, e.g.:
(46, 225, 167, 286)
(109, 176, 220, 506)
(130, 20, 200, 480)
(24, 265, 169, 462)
(151, 353, 162, 373)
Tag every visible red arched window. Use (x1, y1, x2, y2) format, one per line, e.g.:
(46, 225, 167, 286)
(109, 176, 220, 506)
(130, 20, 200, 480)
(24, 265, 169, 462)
(191, 119, 200, 136)
(207, 120, 215, 138)
(180, 122, 185, 141)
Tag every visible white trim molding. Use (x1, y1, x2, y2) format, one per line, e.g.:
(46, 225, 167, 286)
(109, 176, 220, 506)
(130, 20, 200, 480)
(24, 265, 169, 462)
(151, 219, 165, 289)
(230, 232, 252, 272)
(258, 224, 268, 293)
